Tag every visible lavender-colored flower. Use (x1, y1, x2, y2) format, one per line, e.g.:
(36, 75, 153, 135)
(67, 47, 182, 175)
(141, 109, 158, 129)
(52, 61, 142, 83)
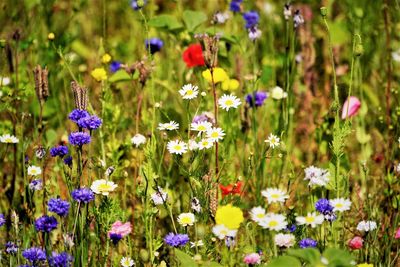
(35, 215, 58, 232)
(35, 147, 46, 159)
(145, 38, 164, 54)
(68, 109, 89, 123)
(248, 26, 262, 41)
(246, 91, 268, 107)
(63, 156, 73, 167)
(192, 112, 215, 124)
(18, 265, 31, 267)
(49, 251, 73, 267)
(68, 132, 91, 146)
(230, 0, 242, 12)
(5, 241, 18, 254)
(164, 233, 189, 247)
(324, 212, 337, 222)
(131, 0, 146, 10)
(285, 224, 297, 233)
(299, 238, 317, 248)
(50, 145, 69, 158)
(293, 9, 304, 28)
(22, 247, 46, 263)
(48, 198, 70, 217)
(243, 11, 259, 29)
(225, 236, 236, 248)
(29, 179, 43, 191)
(109, 233, 122, 245)
(77, 115, 102, 130)
(110, 61, 122, 73)
(0, 213, 5, 227)
(315, 198, 333, 215)
(71, 188, 95, 203)
(191, 197, 202, 213)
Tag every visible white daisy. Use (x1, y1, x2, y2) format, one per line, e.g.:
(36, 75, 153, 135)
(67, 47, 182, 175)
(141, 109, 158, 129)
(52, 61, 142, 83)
(120, 256, 135, 267)
(329, 198, 351, 212)
(206, 127, 225, 143)
(0, 77, 10, 86)
(167, 140, 188, 155)
(249, 206, 266, 223)
(274, 233, 295, 248)
(188, 139, 198, 150)
(356, 220, 377, 232)
(190, 240, 204, 248)
(261, 188, 289, 204)
(191, 121, 212, 133)
(179, 84, 199, 100)
(131, 133, 146, 147)
(264, 133, 280, 149)
(258, 213, 288, 231)
(270, 86, 288, 100)
(151, 187, 168, 205)
(197, 139, 213, 150)
(304, 166, 330, 187)
(90, 179, 118, 196)
(296, 212, 324, 228)
(212, 224, 237, 240)
(177, 213, 195, 227)
(0, 134, 19, 143)
(218, 94, 241, 111)
(27, 166, 42, 176)
(158, 121, 179, 131)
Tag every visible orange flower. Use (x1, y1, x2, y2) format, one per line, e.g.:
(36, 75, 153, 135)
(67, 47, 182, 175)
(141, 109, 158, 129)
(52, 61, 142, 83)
(219, 181, 243, 197)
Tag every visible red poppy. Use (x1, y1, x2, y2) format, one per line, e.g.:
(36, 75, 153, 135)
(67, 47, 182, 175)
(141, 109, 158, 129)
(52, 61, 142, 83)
(182, 44, 205, 68)
(219, 181, 243, 197)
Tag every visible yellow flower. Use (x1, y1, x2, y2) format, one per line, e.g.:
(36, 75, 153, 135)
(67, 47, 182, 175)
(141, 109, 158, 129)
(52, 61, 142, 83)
(222, 79, 239, 91)
(202, 68, 228, 84)
(91, 68, 107, 82)
(102, 53, 112, 63)
(215, 204, 244, 230)
(47, 32, 55, 40)
(357, 264, 373, 267)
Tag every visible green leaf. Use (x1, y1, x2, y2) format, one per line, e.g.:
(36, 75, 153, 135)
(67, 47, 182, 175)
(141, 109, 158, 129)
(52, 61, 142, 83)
(182, 10, 208, 32)
(174, 249, 197, 267)
(288, 248, 320, 264)
(202, 262, 223, 267)
(265, 256, 301, 267)
(108, 70, 132, 83)
(323, 248, 354, 267)
(148, 15, 183, 31)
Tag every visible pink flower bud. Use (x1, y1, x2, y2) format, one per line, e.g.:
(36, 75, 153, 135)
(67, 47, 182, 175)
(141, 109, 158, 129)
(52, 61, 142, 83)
(341, 96, 361, 119)
(348, 236, 363, 250)
(108, 221, 132, 238)
(395, 228, 400, 239)
(243, 253, 261, 265)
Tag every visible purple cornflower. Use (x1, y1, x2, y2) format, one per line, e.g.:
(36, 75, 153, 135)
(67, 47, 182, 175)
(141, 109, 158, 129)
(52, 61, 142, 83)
(22, 247, 46, 263)
(164, 233, 189, 247)
(5, 241, 18, 254)
(68, 109, 89, 124)
(315, 198, 333, 215)
(71, 188, 95, 203)
(50, 145, 69, 158)
(230, 0, 242, 12)
(48, 251, 73, 267)
(63, 156, 73, 167)
(110, 61, 122, 73)
(145, 38, 164, 54)
(109, 233, 122, 245)
(131, 0, 146, 10)
(35, 215, 58, 232)
(285, 224, 297, 233)
(48, 198, 70, 217)
(0, 214, 5, 227)
(77, 115, 102, 130)
(29, 179, 43, 191)
(243, 11, 259, 29)
(192, 112, 214, 124)
(246, 91, 268, 107)
(68, 132, 91, 146)
(299, 238, 317, 248)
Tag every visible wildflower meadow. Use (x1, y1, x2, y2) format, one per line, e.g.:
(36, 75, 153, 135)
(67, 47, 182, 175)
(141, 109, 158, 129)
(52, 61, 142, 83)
(1, 0, 400, 266)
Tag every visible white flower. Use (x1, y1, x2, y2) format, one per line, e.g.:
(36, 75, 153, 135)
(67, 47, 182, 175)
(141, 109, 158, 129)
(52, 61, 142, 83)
(212, 224, 237, 240)
(329, 198, 351, 212)
(214, 11, 230, 24)
(120, 257, 135, 267)
(177, 213, 195, 227)
(90, 179, 118, 196)
(197, 139, 213, 150)
(0, 77, 10, 86)
(188, 139, 198, 150)
(392, 50, 400, 62)
(190, 240, 204, 248)
(131, 134, 146, 147)
(248, 27, 262, 41)
(249, 206, 266, 223)
(296, 212, 324, 228)
(395, 163, 400, 173)
(264, 134, 280, 149)
(270, 86, 288, 100)
(158, 121, 179, 131)
(167, 140, 188, 155)
(261, 188, 289, 204)
(304, 166, 330, 187)
(218, 94, 241, 111)
(151, 187, 168, 205)
(206, 127, 225, 143)
(179, 84, 199, 100)
(0, 134, 19, 143)
(191, 121, 212, 133)
(259, 213, 288, 231)
(274, 233, 295, 248)
(27, 166, 42, 176)
(356, 220, 377, 232)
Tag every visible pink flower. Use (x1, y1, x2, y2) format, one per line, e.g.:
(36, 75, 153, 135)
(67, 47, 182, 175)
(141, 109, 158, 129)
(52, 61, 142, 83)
(243, 253, 261, 265)
(395, 228, 400, 239)
(341, 96, 361, 119)
(348, 236, 363, 250)
(108, 221, 132, 238)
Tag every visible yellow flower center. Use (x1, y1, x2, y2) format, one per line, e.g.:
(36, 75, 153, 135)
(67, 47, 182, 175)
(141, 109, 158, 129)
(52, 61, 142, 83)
(186, 90, 193, 96)
(211, 132, 219, 138)
(173, 145, 182, 151)
(180, 217, 192, 224)
(198, 125, 206, 131)
(98, 183, 112, 191)
(269, 220, 278, 227)
(256, 213, 265, 219)
(271, 194, 280, 199)
(220, 229, 228, 235)
(5, 138, 12, 142)
(335, 203, 343, 208)
(305, 216, 315, 223)
(225, 100, 234, 106)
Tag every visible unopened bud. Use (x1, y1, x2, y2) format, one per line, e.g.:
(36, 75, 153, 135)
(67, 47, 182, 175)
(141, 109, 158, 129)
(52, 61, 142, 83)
(320, 7, 327, 17)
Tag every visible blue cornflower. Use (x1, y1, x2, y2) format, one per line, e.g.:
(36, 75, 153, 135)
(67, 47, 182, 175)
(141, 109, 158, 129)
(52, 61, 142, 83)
(71, 188, 95, 203)
(22, 247, 46, 263)
(68, 109, 89, 124)
(34, 215, 58, 232)
(48, 198, 70, 217)
(131, 0, 146, 10)
(50, 145, 69, 158)
(164, 233, 189, 247)
(48, 251, 73, 267)
(229, 0, 242, 12)
(0, 214, 5, 227)
(285, 224, 297, 233)
(68, 132, 91, 146)
(315, 198, 333, 215)
(5, 241, 18, 254)
(110, 61, 122, 73)
(29, 179, 43, 191)
(109, 233, 122, 245)
(145, 38, 164, 54)
(246, 91, 268, 107)
(63, 156, 73, 167)
(243, 11, 259, 29)
(299, 238, 318, 248)
(77, 115, 102, 130)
